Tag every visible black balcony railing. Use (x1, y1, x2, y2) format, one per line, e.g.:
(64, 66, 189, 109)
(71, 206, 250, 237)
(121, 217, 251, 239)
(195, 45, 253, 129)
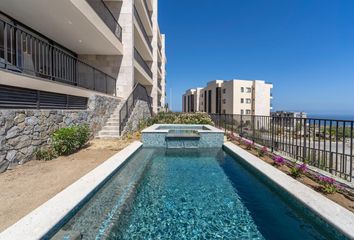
(86, 0, 122, 41)
(143, 0, 153, 26)
(0, 18, 116, 96)
(119, 83, 152, 134)
(134, 6, 152, 52)
(210, 114, 354, 181)
(134, 48, 152, 79)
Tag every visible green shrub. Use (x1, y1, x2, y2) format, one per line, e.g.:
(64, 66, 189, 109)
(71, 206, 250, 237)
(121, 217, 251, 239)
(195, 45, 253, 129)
(51, 124, 90, 156)
(138, 112, 214, 130)
(35, 148, 57, 161)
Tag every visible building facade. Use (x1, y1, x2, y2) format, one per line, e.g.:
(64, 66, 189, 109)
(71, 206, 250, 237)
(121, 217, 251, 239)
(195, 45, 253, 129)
(183, 79, 273, 116)
(0, 0, 166, 171)
(0, 0, 166, 112)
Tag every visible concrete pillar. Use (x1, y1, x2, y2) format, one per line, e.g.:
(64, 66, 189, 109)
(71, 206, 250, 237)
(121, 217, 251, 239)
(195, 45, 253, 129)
(116, 0, 135, 99)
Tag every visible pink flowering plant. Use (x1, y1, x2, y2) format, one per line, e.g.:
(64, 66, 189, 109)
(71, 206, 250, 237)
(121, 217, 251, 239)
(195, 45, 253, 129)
(242, 138, 254, 150)
(317, 175, 338, 194)
(290, 163, 308, 178)
(227, 133, 237, 141)
(273, 156, 285, 167)
(258, 146, 268, 157)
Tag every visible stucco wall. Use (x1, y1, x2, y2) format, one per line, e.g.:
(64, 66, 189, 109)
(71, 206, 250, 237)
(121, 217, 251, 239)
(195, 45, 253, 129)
(0, 95, 120, 173)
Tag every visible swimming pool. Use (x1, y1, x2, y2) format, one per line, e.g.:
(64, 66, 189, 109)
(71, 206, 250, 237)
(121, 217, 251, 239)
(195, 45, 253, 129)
(53, 147, 346, 240)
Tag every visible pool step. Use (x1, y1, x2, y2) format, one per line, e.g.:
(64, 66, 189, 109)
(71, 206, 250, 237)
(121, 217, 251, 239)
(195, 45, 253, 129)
(52, 230, 82, 240)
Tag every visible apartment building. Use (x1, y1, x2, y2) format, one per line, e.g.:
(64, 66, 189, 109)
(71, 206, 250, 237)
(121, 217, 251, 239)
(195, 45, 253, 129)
(183, 79, 273, 116)
(0, 0, 166, 171)
(182, 88, 202, 112)
(0, 0, 166, 112)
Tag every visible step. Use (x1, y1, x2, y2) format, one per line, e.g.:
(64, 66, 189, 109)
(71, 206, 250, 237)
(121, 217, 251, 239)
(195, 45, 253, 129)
(106, 122, 120, 126)
(98, 130, 121, 136)
(108, 117, 120, 122)
(96, 135, 121, 139)
(102, 126, 120, 131)
(106, 120, 120, 124)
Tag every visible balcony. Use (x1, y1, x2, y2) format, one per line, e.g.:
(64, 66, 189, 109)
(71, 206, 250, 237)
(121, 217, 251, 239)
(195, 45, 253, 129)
(0, 18, 116, 95)
(158, 79, 162, 91)
(0, 0, 123, 55)
(86, 0, 122, 42)
(143, 0, 153, 26)
(134, 6, 152, 52)
(134, 48, 152, 82)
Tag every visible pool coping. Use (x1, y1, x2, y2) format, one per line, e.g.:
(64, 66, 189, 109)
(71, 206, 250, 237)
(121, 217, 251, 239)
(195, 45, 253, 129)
(223, 141, 354, 239)
(141, 124, 224, 134)
(0, 141, 143, 240)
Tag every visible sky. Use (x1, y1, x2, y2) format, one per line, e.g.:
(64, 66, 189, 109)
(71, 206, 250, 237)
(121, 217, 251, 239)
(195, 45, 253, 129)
(158, 0, 354, 115)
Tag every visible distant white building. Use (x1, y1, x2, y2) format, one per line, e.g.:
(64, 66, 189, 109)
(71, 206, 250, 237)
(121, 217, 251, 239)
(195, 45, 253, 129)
(183, 79, 273, 116)
(271, 111, 307, 119)
(271, 111, 307, 129)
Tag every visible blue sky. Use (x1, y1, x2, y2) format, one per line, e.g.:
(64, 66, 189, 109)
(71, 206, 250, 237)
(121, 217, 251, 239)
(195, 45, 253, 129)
(158, 0, 354, 115)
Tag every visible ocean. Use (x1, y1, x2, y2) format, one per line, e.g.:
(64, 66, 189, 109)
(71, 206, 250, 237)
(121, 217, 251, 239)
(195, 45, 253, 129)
(307, 114, 354, 121)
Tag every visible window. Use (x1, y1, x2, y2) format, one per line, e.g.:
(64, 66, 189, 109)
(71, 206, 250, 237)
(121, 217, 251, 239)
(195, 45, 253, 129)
(201, 93, 203, 97)
(241, 109, 244, 115)
(223, 109, 226, 114)
(246, 87, 252, 93)
(246, 98, 251, 104)
(241, 87, 244, 93)
(246, 109, 251, 115)
(223, 89, 226, 94)
(241, 98, 244, 103)
(223, 99, 226, 104)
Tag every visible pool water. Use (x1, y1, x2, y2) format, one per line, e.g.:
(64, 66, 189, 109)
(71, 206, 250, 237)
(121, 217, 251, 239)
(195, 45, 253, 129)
(55, 148, 345, 240)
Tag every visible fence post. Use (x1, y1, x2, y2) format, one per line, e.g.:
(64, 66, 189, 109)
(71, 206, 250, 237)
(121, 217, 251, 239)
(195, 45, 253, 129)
(271, 116, 274, 152)
(231, 114, 234, 135)
(240, 114, 243, 137)
(303, 118, 307, 161)
(252, 115, 256, 143)
(224, 114, 226, 134)
(350, 122, 353, 180)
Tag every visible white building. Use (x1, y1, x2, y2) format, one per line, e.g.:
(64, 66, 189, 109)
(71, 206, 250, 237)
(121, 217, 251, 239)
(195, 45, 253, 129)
(0, 0, 167, 170)
(183, 79, 273, 116)
(0, 0, 167, 112)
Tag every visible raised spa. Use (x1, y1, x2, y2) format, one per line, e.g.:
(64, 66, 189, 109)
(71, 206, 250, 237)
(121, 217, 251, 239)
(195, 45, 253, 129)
(141, 124, 224, 148)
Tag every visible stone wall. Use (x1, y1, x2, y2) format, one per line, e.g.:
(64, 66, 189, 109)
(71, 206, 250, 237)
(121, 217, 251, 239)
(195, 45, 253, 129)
(121, 100, 152, 135)
(0, 95, 120, 172)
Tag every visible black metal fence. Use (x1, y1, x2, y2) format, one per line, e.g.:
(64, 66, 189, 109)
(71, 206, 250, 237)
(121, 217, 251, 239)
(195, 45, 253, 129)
(119, 83, 152, 134)
(143, 0, 153, 26)
(134, 6, 152, 52)
(86, 0, 122, 41)
(210, 114, 354, 181)
(0, 17, 116, 96)
(134, 48, 153, 78)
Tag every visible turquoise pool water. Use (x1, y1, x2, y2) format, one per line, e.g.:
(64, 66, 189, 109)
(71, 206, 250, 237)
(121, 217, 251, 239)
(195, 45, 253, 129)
(54, 148, 345, 239)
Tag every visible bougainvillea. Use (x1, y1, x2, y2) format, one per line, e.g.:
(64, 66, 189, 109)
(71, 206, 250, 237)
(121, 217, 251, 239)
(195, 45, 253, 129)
(258, 147, 268, 157)
(242, 138, 254, 150)
(273, 156, 285, 166)
(317, 175, 338, 194)
(290, 163, 308, 178)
